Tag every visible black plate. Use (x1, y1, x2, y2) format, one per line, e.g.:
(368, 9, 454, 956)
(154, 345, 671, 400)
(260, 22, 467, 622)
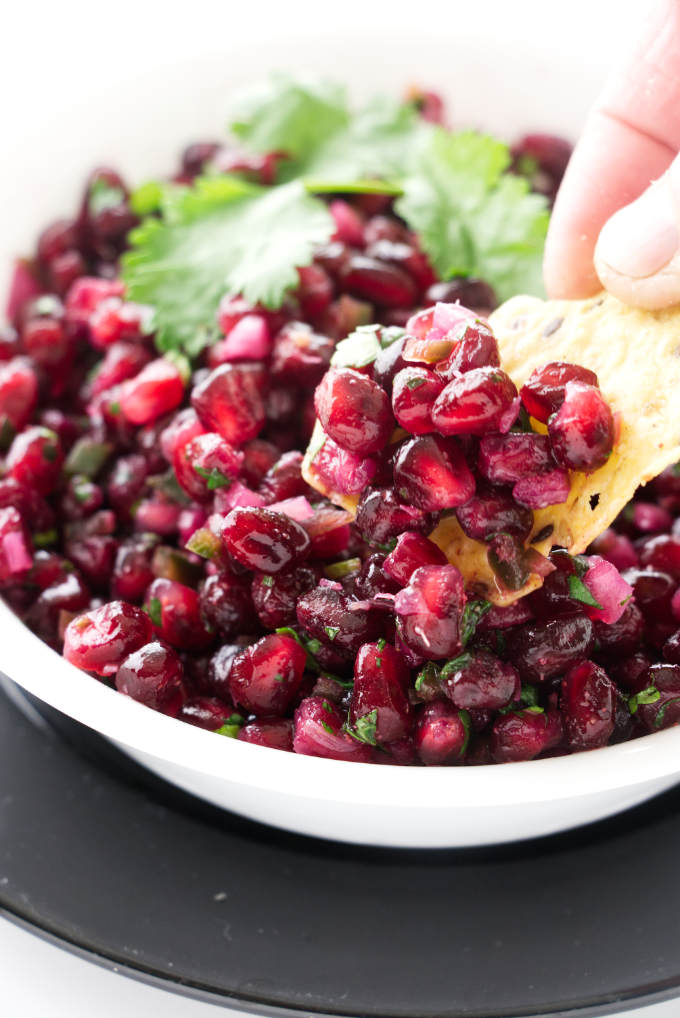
(1, 678, 680, 1018)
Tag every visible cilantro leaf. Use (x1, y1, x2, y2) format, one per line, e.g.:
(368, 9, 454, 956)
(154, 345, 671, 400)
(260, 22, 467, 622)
(460, 598, 492, 647)
(396, 127, 549, 302)
(567, 574, 604, 609)
(122, 176, 333, 356)
(628, 686, 661, 715)
(346, 709, 378, 747)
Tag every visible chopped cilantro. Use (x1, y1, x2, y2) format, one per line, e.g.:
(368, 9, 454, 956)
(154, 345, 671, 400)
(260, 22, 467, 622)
(460, 599, 492, 647)
(457, 709, 471, 757)
(146, 597, 163, 627)
(330, 325, 382, 369)
(376, 638, 387, 651)
(440, 652, 473, 681)
(262, 575, 275, 588)
(193, 464, 233, 490)
(346, 708, 378, 747)
(273, 673, 285, 683)
(324, 626, 340, 641)
(519, 684, 540, 708)
(567, 574, 603, 609)
(654, 696, 680, 729)
(628, 686, 661, 715)
(406, 376, 426, 390)
(215, 712, 245, 739)
(33, 529, 58, 548)
(320, 721, 335, 735)
(415, 661, 440, 694)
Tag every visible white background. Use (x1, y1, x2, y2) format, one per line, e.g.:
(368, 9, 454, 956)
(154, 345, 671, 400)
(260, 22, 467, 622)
(1, 0, 675, 1015)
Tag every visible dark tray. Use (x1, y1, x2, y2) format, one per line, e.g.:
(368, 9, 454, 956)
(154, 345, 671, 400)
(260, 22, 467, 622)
(1, 676, 679, 1018)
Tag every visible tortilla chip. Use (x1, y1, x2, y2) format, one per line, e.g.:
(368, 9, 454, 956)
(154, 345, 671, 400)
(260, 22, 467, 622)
(303, 293, 680, 605)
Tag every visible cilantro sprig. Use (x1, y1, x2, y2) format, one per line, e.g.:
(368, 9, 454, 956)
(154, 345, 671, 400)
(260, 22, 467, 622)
(123, 74, 549, 357)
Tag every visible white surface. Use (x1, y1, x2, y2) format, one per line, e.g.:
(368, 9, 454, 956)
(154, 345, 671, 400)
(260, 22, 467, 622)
(0, 917, 679, 1018)
(0, 0, 673, 849)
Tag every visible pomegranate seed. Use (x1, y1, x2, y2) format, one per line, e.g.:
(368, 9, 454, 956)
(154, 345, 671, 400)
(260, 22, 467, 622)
(116, 640, 186, 716)
(0, 357, 38, 433)
(478, 433, 553, 484)
(37, 219, 80, 265)
(638, 534, 680, 580)
(175, 432, 243, 502)
(456, 489, 533, 542)
(293, 696, 374, 762)
(312, 436, 377, 495)
(340, 255, 417, 308)
(229, 633, 307, 715)
(259, 450, 307, 504)
(133, 497, 182, 537)
(0, 507, 32, 582)
(199, 573, 254, 639)
(354, 554, 400, 599)
(329, 200, 365, 246)
(297, 585, 384, 656)
(372, 334, 407, 393)
(220, 507, 310, 573)
(394, 564, 465, 660)
(593, 601, 645, 660)
(89, 298, 152, 349)
(89, 342, 152, 397)
(144, 577, 213, 651)
(383, 532, 447, 586)
(434, 322, 500, 380)
(296, 264, 333, 320)
(548, 381, 614, 473)
(302, 504, 352, 558)
(663, 631, 680, 665)
(631, 502, 673, 534)
(251, 565, 317, 628)
(111, 534, 158, 602)
(521, 362, 599, 423)
(65, 276, 125, 327)
(180, 141, 220, 176)
(426, 278, 497, 311)
(589, 528, 639, 571)
(63, 601, 153, 676)
(349, 641, 412, 744)
(106, 453, 148, 517)
(238, 718, 294, 751)
(393, 434, 475, 510)
(120, 358, 185, 425)
(217, 313, 271, 362)
(477, 599, 534, 631)
(414, 701, 470, 765)
(511, 133, 572, 202)
(240, 439, 279, 485)
(431, 367, 518, 436)
(560, 660, 615, 749)
(506, 615, 594, 682)
(6, 426, 63, 495)
(0, 477, 54, 532)
(0, 325, 20, 362)
(365, 240, 435, 292)
(355, 487, 430, 545)
(178, 696, 236, 730)
(635, 663, 680, 731)
(443, 650, 520, 711)
(270, 322, 335, 386)
(191, 362, 266, 446)
(314, 368, 393, 455)
(5, 260, 43, 325)
(513, 467, 570, 509)
(491, 709, 563, 762)
(391, 366, 443, 434)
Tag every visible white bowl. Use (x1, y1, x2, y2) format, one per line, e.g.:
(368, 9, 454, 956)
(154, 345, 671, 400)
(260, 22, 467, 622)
(3, 3, 673, 848)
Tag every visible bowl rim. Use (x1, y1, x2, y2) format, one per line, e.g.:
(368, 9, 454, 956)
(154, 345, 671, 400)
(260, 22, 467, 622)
(2, 598, 679, 808)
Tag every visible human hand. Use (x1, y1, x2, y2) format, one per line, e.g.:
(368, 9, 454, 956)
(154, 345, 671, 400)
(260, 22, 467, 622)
(543, 0, 680, 309)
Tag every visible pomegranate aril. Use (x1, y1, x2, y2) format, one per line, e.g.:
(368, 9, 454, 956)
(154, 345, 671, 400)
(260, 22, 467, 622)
(456, 489, 533, 542)
(414, 701, 470, 765)
(65, 276, 125, 327)
(259, 450, 306, 504)
(631, 502, 673, 534)
(89, 342, 152, 398)
(297, 585, 384, 656)
(364, 240, 435, 292)
(63, 601, 153, 676)
(329, 200, 365, 246)
(180, 141, 220, 176)
(6, 426, 63, 495)
(635, 663, 680, 732)
(116, 640, 186, 716)
(199, 572, 255, 639)
(548, 381, 614, 473)
(355, 487, 430, 545)
(432, 367, 518, 436)
(622, 568, 675, 624)
(442, 650, 520, 711)
(520, 361, 599, 423)
(506, 614, 594, 682)
(215, 313, 271, 362)
(0, 357, 38, 433)
(120, 358, 185, 425)
(0, 507, 32, 582)
(111, 534, 158, 602)
(393, 434, 475, 511)
(426, 278, 497, 311)
(560, 660, 615, 750)
(638, 534, 680, 580)
(191, 362, 266, 446)
(89, 297, 152, 349)
(589, 528, 639, 571)
(434, 323, 500, 380)
(391, 366, 443, 434)
(511, 133, 572, 202)
(478, 433, 553, 485)
(251, 565, 317, 628)
(270, 322, 335, 386)
(383, 532, 447, 586)
(314, 367, 393, 455)
(663, 630, 680, 665)
(353, 554, 400, 600)
(65, 534, 118, 588)
(490, 709, 563, 762)
(238, 718, 294, 751)
(395, 564, 465, 660)
(229, 633, 307, 715)
(144, 577, 213, 651)
(178, 696, 236, 730)
(349, 641, 412, 745)
(25, 571, 90, 645)
(340, 255, 417, 308)
(219, 507, 310, 574)
(0, 325, 20, 362)
(37, 219, 80, 265)
(175, 432, 243, 502)
(296, 264, 333, 320)
(312, 436, 377, 495)
(293, 695, 374, 762)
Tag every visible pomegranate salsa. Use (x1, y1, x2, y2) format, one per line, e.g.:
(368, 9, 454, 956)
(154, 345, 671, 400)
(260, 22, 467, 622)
(1, 80, 678, 767)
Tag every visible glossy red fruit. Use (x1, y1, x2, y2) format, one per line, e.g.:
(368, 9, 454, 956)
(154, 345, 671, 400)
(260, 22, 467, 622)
(251, 565, 317, 628)
(560, 660, 616, 749)
(364, 239, 435, 292)
(64, 276, 125, 327)
(220, 507, 311, 573)
(199, 572, 254, 639)
(442, 651, 520, 711)
(340, 255, 417, 308)
(229, 633, 307, 715)
(6, 426, 63, 495)
(120, 358, 185, 425)
(355, 487, 430, 545)
(593, 602, 645, 660)
(302, 504, 352, 558)
(434, 322, 500, 379)
(383, 532, 447, 586)
(191, 362, 266, 446)
(293, 696, 374, 762)
(178, 696, 236, 730)
(589, 528, 639, 571)
(89, 297, 152, 348)
(548, 381, 614, 473)
(111, 534, 158, 602)
(393, 434, 475, 511)
(144, 577, 214, 651)
(0, 506, 32, 582)
(394, 564, 466, 660)
(432, 367, 518, 436)
(116, 640, 186, 715)
(296, 264, 334, 320)
(175, 432, 243, 502)
(638, 534, 680, 580)
(238, 718, 294, 751)
(477, 432, 553, 484)
(89, 342, 152, 397)
(0, 357, 38, 432)
(296, 585, 385, 656)
(455, 489, 533, 542)
(637, 663, 680, 731)
(311, 436, 377, 496)
(24, 571, 91, 646)
(520, 361, 599, 423)
(349, 642, 412, 745)
(63, 601, 153, 676)
(490, 709, 563, 762)
(259, 450, 307, 504)
(391, 366, 444, 434)
(414, 701, 470, 765)
(314, 368, 393, 455)
(506, 615, 594, 682)
(270, 322, 335, 386)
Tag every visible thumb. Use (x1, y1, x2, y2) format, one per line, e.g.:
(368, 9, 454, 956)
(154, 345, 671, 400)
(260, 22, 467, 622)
(595, 152, 680, 309)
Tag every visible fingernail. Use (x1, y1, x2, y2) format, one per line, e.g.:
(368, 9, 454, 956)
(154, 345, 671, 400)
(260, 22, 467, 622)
(597, 178, 679, 278)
